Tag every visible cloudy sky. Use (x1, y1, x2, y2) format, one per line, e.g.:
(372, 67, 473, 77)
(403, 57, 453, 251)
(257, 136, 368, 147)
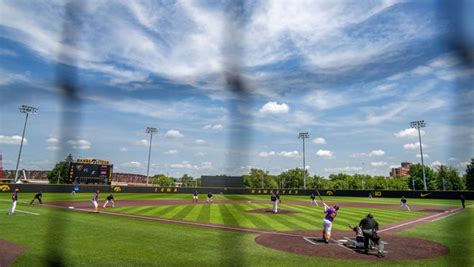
(0, 0, 472, 178)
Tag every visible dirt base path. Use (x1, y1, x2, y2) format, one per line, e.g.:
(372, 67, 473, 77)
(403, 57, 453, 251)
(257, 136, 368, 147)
(0, 240, 27, 267)
(255, 230, 448, 260)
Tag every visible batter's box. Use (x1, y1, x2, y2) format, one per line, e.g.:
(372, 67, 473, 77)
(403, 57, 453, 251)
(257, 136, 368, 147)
(303, 237, 338, 245)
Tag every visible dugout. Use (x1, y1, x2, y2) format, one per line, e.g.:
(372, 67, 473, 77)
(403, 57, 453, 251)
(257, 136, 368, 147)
(201, 175, 243, 188)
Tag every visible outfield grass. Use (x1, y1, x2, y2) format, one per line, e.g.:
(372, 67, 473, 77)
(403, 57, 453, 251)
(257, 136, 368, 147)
(0, 193, 472, 266)
(112, 203, 425, 231)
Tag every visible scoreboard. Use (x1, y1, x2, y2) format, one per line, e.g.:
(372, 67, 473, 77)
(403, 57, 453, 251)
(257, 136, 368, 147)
(68, 159, 113, 184)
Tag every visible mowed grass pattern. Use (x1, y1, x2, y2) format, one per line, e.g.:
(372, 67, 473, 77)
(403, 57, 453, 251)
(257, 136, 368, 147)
(112, 203, 424, 231)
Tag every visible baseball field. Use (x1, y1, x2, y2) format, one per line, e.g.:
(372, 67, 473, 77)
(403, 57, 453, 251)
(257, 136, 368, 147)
(0, 192, 472, 266)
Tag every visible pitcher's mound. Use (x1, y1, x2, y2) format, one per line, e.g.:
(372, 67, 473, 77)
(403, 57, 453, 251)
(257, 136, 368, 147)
(0, 239, 27, 266)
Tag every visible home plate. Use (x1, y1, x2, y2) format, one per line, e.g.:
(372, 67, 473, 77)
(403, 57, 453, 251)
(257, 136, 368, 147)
(68, 206, 75, 209)
(338, 239, 348, 243)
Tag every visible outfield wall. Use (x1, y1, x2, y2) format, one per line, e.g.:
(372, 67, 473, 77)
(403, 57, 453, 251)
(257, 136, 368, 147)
(0, 183, 473, 199)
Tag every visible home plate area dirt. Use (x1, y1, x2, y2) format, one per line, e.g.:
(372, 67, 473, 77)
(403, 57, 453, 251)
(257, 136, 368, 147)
(255, 230, 448, 260)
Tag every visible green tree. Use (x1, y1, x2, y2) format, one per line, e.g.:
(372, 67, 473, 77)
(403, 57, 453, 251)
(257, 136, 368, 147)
(408, 163, 438, 190)
(48, 154, 73, 184)
(277, 168, 307, 189)
(464, 159, 474, 190)
(436, 165, 464, 190)
(151, 174, 175, 186)
(244, 168, 277, 188)
(180, 174, 194, 187)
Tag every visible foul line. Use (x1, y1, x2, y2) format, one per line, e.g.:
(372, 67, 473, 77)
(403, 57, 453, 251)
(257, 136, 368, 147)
(1, 209, 40, 215)
(379, 207, 463, 233)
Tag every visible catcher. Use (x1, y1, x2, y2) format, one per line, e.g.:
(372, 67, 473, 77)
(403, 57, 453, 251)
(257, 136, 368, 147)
(347, 224, 365, 249)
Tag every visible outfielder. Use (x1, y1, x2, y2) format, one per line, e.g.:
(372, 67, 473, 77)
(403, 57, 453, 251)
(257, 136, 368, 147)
(400, 196, 410, 211)
(91, 190, 100, 212)
(8, 189, 19, 215)
(322, 203, 339, 243)
(193, 190, 199, 203)
(103, 193, 115, 208)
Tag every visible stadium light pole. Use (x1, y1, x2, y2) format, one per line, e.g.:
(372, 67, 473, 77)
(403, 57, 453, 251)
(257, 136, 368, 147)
(410, 120, 427, 191)
(14, 105, 38, 183)
(298, 132, 309, 189)
(145, 127, 158, 186)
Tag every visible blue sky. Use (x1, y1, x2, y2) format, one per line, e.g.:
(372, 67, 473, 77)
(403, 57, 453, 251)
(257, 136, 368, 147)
(0, 0, 473, 178)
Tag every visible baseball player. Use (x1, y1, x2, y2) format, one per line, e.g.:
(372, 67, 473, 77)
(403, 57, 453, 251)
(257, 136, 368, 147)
(310, 193, 319, 206)
(359, 214, 385, 258)
(91, 190, 100, 212)
(270, 192, 279, 213)
(460, 194, 465, 209)
(347, 224, 365, 249)
(400, 196, 410, 211)
(192, 190, 199, 203)
(8, 189, 19, 215)
(30, 191, 43, 205)
(103, 193, 115, 208)
(206, 192, 213, 203)
(322, 203, 339, 243)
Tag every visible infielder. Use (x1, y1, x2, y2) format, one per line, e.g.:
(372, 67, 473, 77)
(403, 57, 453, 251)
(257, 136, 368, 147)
(8, 189, 19, 215)
(322, 203, 339, 243)
(359, 214, 385, 258)
(103, 193, 115, 208)
(192, 190, 199, 203)
(206, 192, 213, 203)
(91, 190, 100, 212)
(30, 191, 43, 205)
(310, 193, 319, 206)
(400, 196, 410, 211)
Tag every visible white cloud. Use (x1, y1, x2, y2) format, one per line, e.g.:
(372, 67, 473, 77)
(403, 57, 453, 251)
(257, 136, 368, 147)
(119, 147, 128, 152)
(416, 154, 430, 159)
(67, 139, 91, 150)
(0, 135, 27, 145)
(324, 166, 362, 172)
(304, 90, 347, 110)
(370, 161, 387, 167)
(394, 128, 425, 138)
(259, 101, 289, 114)
(169, 161, 212, 170)
(203, 124, 223, 130)
(47, 146, 59, 151)
(431, 160, 442, 167)
(448, 157, 457, 161)
(135, 139, 149, 146)
(316, 149, 334, 158)
(123, 161, 141, 167)
(46, 137, 58, 143)
(350, 152, 368, 158)
(412, 65, 432, 75)
(277, 151, 299, 158)
(195, 139, 206, 145)
(312, 137, 326, 144)
(195, 152, 206, 157)
(258, 151, 276, 158)
(165, 149, 178, 155)
(164, 129, 184, 139)
(404, 142, 427, 150)
(369, 150, 385, 157)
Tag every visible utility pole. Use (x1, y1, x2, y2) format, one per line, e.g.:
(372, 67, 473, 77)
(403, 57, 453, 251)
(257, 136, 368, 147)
(145, 127, 158, 186)
(14, 105, 38, 183)
(410, 120, 427, 191)
(298, 132, 309, 189)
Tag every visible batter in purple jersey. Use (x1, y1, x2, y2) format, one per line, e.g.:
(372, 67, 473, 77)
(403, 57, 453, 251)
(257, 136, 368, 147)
(322, 203, 339, 243)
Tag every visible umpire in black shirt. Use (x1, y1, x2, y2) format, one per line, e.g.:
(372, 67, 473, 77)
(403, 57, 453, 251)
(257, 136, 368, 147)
(30, 191, 43, 205)
(359, 214, 384, 258)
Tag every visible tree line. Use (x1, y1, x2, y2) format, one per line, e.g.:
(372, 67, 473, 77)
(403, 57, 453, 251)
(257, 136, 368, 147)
(45, 155, 474, 191)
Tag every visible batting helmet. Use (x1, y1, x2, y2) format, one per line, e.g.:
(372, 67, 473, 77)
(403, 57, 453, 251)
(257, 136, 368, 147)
(333, 205, 340, 210)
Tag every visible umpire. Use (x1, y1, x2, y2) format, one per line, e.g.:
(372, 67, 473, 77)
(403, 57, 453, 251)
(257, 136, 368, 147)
(359, 214, 384, 258)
